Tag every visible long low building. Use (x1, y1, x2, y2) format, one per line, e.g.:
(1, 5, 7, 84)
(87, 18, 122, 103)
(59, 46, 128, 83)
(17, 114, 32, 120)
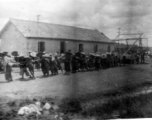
(0, 19, 115, 55)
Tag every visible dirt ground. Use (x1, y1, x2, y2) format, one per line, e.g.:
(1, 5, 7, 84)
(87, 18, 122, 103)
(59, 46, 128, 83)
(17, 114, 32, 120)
(0, 58, 152, 119)
(0, 59, 152, 101)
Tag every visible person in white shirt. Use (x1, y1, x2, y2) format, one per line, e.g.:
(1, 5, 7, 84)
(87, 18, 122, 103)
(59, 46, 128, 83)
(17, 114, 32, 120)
(3, 53, 14, 82)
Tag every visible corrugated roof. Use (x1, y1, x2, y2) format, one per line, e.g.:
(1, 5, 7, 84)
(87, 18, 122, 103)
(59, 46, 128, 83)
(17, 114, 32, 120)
(10, 19, 113, 43)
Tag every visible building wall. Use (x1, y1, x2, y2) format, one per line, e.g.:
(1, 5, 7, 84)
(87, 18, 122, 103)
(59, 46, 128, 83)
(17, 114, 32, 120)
(27, 38, 60, 53)
(28, 38, 115, 54)
(0, 23, 27, 55)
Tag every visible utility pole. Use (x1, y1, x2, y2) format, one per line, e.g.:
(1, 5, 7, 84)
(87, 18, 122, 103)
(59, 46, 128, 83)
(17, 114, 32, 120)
(36, 15, 41, 36)
(118, 27, 121, 35)
(37, 15, 40, 23)
(118, 27, 121, 54)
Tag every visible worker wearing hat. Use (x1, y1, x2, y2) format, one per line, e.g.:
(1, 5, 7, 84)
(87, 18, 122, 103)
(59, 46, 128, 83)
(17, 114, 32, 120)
(41, 54, 50, 77)
(3, 52, 14, 82)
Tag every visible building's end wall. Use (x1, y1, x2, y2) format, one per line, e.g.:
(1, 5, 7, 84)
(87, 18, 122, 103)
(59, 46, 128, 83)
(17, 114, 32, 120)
(0, 23, 27, 55)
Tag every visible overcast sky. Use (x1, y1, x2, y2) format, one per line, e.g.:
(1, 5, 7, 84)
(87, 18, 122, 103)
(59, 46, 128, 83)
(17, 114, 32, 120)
(0, 0, 151, 46)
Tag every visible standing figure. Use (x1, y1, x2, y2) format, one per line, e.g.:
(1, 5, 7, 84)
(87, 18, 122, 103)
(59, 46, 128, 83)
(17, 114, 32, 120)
(106, 54, 110, 68)
(55, 56, 63, 73)
(26, 57, 35, 79)
(141, 52, 145, 64)
(50, 55, 58, 75)
(60, 53, 65, 73)
(0, 59, 4, 72)
(3, 53, 14, 82)
(122, 54, 126, 65)
(41, 55, 50, 77)
(136, 53, 140, 64)
(35, 57, 41, 70)
(101, 54, 106, 69)
(113, 55, 118, 67)
(19, 57, 31, 79)
(95, 56, 100, 70)
(79, 54, 84, 71)
(85, 55, 89, 70)
(71, 54, 77, 73)
(64, 50, 72, 74)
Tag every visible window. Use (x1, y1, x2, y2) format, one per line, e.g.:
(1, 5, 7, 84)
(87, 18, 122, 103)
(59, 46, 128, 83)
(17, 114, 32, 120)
(79, 44, 83, 52)
(94, 44, 98, 53)
(38, 42, 45, 52)
(60, 41, 66, 53)
(107, 45, 111, 52)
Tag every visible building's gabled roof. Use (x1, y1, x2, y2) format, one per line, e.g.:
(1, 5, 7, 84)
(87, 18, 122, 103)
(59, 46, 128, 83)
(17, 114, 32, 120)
(6, 19, 113, 43)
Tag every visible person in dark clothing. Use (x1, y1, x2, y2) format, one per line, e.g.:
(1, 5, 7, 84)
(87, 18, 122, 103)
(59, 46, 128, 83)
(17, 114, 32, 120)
(64, 50, 72, 74)
(95, 56, 101, 70)
(88, 56, 92, 69)
(136, 54, 140, 64)
(85, 55, 89, 70)
(106, 54, 110, 68)
(50, 55, 58, 75)
(26, 57, 35, 79)
(113, 55, 118, 67)
(41, 56, 50, 77)
(35, 57, 41, 70)
(89, 55, 95, 70)
(71, 54, 77, 73)
(55, 56, 63, 73)
(41, 58, 46, 76)
(109, 55, 114, 67)
(19, 57, 30, 79)
(123, 55, 126, 65)
(141, 53, 145, 64)
(82, 54, 88, 70)
(101, 54, 107, 69)
(117, 55, 121, 66)
(79, 54, 84, 71)
(75, 52, 81, 71)
(0, 60, 4, 71)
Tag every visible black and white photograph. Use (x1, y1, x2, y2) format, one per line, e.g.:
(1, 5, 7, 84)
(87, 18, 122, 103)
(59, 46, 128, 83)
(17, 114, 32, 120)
(0, 0, 152, 119)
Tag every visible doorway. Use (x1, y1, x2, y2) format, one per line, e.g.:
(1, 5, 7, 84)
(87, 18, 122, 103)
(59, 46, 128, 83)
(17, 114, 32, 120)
(60, 41, 66, 53)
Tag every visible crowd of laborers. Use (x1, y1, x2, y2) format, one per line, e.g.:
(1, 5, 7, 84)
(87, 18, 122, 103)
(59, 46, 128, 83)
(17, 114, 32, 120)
(0, 50, 145, 82)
